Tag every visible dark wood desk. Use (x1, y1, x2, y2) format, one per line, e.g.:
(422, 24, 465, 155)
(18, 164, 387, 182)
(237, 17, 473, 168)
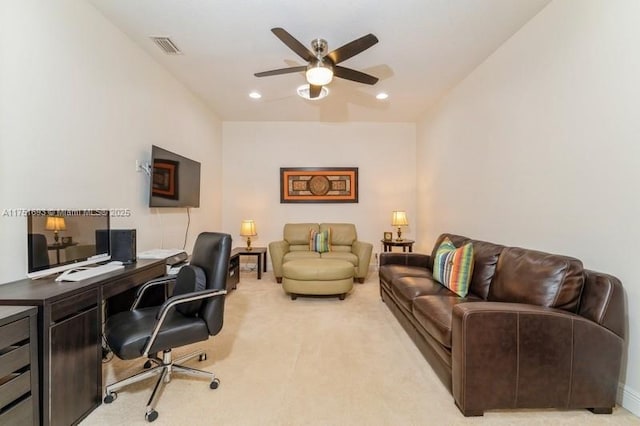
(0, 259, 165, 426)
(381, 239, 415, 253)
(231, 247, 267, 279)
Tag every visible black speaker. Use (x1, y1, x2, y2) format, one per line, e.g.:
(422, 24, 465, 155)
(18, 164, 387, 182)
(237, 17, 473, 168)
(110, 229, 137, 264)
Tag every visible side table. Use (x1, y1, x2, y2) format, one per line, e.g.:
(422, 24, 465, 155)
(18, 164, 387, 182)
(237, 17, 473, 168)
(231, 247, 268, 279)
(381, 239, 415, 253)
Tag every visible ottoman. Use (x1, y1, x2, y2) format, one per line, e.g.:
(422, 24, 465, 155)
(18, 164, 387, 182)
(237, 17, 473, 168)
(282, 259, 354, 300)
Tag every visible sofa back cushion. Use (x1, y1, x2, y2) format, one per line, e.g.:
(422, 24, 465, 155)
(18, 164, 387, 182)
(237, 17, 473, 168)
(466, 239, 504, 300)
(285, 223, 318, 251)
(320, 223, 356, 247)
(488, 247, 584, 312)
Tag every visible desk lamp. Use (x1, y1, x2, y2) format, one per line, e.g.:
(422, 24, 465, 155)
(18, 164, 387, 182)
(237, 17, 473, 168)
(240, 220, 257, 251)
(45, 216, 66, 244)
(391, 211, 408, 241)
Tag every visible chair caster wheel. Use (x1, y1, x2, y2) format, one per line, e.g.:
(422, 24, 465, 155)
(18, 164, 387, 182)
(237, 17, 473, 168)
(145, 409, 158, 422)
(210, 378, 220, 389)
(103, 393, 116, 404)
(199, 353, 207, 362)
(143, 360, 153, 368)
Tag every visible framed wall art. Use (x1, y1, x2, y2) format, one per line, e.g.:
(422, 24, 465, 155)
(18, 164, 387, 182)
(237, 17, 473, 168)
(280, 167, 358, 203)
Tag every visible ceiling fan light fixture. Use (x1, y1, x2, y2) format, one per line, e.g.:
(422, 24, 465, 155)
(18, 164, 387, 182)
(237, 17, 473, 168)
(297, 84, 329, 100)
(306, 61, 333, 86)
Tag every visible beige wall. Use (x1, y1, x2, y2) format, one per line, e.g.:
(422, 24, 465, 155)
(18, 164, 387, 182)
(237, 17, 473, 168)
(0, 0, 223, 282)
(416, 0, 640, 413)
(222, 121, 416, 269)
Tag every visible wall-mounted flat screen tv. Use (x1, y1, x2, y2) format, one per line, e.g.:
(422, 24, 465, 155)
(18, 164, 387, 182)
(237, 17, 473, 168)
(27, 209, 111, 278)
(149, 145, 201, 208)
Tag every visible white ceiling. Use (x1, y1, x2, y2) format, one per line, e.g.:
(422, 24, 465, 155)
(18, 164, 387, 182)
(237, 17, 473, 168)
(87, 0, 550, 122)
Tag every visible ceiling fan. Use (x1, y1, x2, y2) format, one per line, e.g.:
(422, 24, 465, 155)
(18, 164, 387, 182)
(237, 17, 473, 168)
(254, 27, 379, 99)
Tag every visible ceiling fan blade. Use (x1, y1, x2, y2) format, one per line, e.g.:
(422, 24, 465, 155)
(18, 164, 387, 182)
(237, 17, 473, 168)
(271, 27, 315, 62)
(334, 66, 379, 85)
(327, 33, 378, 64)
(254, 66, 306, 78)
(309, 84, 322, 99)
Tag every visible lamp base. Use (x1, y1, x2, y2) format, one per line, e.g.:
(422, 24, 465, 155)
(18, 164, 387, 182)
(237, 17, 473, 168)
(396, 228, 403, 242)
(245, 237, 253, 251)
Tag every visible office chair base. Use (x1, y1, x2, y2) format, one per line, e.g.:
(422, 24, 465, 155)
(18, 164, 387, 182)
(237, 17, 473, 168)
(104, 349, 219, 422)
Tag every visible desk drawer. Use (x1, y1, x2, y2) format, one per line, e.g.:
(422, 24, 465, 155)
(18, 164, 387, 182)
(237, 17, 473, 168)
(50, 289, 98, 324)
(0, 344, 30, 379)
(0, 395, 33, 425)
(0, 370, 30, 411)
(0, 317, 29, 349)
(102, 263, 166, 300)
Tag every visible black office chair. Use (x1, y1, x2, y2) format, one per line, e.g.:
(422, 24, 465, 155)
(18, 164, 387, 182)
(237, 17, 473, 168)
(103, 232, 232, 422)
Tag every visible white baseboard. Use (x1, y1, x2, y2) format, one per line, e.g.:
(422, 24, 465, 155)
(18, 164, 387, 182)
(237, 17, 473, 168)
(618, 382, 640, 417)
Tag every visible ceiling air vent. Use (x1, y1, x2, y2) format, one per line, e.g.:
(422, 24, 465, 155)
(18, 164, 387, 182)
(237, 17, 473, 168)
(150, 37, 182, 55)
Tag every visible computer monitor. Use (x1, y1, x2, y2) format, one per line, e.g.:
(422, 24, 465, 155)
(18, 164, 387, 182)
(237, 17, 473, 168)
(27, 209, 111, 278)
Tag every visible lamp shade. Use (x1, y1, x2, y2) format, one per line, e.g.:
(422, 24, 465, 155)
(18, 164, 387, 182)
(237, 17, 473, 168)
(391, 211, 408, 227)
(45, 216, 66, 231)
(239, 220, 257, 237)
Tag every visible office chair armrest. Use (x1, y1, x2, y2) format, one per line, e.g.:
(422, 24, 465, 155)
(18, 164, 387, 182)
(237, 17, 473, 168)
(131, 276, 176, 310)
(142, 288, 227, 357)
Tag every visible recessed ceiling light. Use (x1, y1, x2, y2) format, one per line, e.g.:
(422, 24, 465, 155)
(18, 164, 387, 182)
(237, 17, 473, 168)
(376, 92, 389, 100)
(249, 91, 262, 99)
(296, 84, 329, 100)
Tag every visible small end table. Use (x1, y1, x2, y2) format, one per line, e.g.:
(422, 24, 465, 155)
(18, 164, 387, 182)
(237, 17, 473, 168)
(381, 239, 415, 253)
(231, 247, 268, 279)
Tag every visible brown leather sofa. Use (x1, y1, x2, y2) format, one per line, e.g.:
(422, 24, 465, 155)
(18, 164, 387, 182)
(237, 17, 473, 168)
(379, 233, 625, 416)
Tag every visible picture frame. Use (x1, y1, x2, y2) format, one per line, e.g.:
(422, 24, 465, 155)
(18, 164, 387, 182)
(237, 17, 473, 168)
(383, 232, 393, 241)
(280, 167, 358, 203)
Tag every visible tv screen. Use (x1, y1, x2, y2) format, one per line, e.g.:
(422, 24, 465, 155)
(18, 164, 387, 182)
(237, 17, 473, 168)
(27, 209, 111, 278)
(149, 145, 201, 208)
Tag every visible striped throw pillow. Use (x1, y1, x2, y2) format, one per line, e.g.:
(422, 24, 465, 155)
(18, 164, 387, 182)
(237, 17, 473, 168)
(309, 228, 331, 253)
(433, 238, 474, 297)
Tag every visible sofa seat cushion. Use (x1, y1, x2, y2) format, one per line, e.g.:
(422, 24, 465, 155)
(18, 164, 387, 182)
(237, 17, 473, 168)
(283, 251, 320, 263)
(321, 251, 358, 266)
(379, 265, 432, 288)
(412, 295, 482, 348)
(391, 276, 456, 311)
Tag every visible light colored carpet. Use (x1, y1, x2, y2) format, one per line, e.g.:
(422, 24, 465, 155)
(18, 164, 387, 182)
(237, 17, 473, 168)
(82, 271, 639, 426)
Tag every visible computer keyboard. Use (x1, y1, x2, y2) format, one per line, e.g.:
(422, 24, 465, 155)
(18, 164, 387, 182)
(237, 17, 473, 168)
(55, 262, 125, 282)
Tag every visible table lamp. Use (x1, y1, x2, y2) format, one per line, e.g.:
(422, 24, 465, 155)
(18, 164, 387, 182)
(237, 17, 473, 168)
(240, 220, 257, 251)
(391, 211, 408, 241)
(45, 216, 66, 244)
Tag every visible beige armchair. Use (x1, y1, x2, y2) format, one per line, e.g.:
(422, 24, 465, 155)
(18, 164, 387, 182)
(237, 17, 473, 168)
(269, 223, 373, 283)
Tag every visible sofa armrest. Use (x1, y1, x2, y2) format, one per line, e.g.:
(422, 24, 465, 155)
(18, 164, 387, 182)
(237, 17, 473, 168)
(451, 302, 623, 416)
(379, 252, 430, 267)
(268, 240, 289, 279)
(352, 240, 373, 279)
